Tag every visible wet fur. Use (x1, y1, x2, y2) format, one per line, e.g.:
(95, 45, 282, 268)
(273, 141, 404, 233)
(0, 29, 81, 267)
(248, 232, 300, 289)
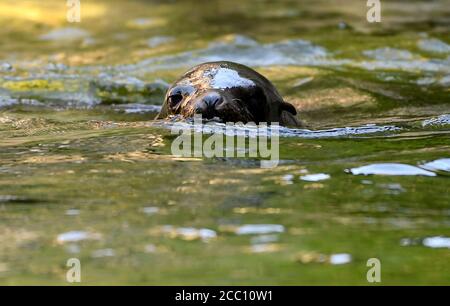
(156, 61, 302, 127)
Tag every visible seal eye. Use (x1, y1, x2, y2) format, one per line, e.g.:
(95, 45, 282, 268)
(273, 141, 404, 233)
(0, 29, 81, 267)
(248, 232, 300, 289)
(168, 94, 183, 107)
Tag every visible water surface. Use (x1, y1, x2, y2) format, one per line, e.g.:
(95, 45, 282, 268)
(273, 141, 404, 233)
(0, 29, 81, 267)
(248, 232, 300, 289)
(0, 0, 449, 285)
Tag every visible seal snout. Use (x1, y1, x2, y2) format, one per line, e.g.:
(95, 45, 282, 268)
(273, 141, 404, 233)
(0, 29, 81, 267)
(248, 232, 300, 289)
(194, 92, 224, 119)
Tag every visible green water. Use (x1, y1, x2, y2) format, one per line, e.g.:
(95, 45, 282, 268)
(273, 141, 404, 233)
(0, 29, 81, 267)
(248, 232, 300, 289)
(0, 0, 449, 285)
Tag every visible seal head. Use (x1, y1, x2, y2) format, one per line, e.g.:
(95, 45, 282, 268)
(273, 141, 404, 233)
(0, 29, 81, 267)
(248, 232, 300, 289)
(156, 61, 301, 126)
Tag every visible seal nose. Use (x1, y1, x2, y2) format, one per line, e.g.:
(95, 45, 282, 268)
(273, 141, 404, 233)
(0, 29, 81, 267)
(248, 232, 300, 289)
(202, 93, 222, 108)
(194, 93, 223, 118)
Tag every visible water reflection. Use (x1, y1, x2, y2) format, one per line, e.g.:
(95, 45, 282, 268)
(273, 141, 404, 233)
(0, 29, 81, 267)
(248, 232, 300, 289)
(348, 163, 437, 176)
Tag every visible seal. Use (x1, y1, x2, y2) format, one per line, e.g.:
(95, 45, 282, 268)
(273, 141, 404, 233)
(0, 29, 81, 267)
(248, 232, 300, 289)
(156, 61, 301, 127)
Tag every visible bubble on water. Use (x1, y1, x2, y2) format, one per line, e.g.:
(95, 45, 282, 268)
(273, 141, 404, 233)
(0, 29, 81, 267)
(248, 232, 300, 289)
(300, 173, 330, 182)
(418, 38, 450, 54)
(39, 27, 90, 41)
(56, 231, 102, 244)
(347, 163, 436, 177)
(329, 253, 352, 265)
(422, 236, 450, 249)
(235, 224, 285, 235)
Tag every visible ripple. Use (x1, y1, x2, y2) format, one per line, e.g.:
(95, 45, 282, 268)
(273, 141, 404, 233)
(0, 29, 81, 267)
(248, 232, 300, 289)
(117, 36, 336, 74)
(160, 120, 400, 139)
(115, 36, 450, 74)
